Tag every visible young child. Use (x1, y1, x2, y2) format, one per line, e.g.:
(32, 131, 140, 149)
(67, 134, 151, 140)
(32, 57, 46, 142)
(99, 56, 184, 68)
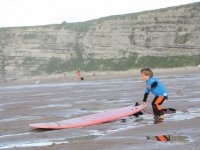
(140, 68, 168, 118)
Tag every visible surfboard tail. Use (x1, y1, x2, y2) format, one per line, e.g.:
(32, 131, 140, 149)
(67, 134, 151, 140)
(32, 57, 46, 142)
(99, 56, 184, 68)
(133, 102, 144, 117)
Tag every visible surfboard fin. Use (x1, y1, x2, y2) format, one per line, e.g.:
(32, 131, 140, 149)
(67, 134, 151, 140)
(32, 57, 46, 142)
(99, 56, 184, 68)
(133, 102, 143, 117)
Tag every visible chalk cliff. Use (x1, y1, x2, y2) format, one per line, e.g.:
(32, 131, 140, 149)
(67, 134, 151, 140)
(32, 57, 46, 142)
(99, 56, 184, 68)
(0, 2, 200, 82)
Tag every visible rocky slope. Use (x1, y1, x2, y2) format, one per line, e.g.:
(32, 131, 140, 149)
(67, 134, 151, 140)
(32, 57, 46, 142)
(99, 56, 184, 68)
(0, 2, 200, 82)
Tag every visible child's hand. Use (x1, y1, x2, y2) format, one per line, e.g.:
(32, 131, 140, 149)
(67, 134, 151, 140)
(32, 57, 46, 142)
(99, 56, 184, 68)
(147, 85, 151, 89)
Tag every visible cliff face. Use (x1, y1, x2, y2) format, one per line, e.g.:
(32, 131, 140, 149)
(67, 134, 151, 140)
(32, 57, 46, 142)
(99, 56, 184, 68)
(0, 3, 200, 82)
(82, 4, 200, 58)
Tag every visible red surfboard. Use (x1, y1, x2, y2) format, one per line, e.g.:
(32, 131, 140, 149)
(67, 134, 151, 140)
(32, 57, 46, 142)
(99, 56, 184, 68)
(29, 103, 147, 129)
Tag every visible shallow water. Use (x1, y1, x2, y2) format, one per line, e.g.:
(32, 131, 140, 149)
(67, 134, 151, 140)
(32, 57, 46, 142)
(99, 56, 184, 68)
(0, 74, 200, 149)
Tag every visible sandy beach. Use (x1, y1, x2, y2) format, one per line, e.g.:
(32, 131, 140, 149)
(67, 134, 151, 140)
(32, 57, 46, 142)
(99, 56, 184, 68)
(0, 66, 200, 150)
(4, 66, 200, 85)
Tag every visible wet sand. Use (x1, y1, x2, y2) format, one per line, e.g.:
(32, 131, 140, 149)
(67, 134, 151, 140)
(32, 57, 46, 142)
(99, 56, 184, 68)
(0, 67, 200, 150)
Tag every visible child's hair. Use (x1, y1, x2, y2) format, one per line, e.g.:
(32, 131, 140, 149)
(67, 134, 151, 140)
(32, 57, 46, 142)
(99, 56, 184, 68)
(140, 68, 153, 77)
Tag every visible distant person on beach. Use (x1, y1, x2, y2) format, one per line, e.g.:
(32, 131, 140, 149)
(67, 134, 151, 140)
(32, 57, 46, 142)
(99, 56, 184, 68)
(63, 72, 67, 81)
(75, 70, 84, 81)
(75, 70, 81, 79)
(140, 68, 168, 119)
(92, 73, 96, 78)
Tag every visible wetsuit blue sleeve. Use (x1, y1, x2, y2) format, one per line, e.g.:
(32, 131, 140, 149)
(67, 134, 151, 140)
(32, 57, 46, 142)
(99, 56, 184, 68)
(143, 80, 157, 102)
(145, 88, 150, 93)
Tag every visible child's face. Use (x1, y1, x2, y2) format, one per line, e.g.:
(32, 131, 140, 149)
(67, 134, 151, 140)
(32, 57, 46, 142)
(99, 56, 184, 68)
(140, 73, 150, 82)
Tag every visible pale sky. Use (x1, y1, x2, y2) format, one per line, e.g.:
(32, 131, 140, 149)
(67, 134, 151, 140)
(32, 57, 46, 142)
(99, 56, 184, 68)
(0, 0, 199, 27)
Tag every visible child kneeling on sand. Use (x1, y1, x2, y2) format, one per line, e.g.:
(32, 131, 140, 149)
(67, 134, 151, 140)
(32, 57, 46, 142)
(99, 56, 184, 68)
(140, 68, 168, 118)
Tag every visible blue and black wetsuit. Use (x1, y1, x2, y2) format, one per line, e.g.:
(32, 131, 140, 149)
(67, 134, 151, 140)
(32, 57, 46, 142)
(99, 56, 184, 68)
(143, 77, 168, 116)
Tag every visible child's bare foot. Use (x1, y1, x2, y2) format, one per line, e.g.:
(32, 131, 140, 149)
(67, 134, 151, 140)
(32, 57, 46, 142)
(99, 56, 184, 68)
(159, 115, 164, 119)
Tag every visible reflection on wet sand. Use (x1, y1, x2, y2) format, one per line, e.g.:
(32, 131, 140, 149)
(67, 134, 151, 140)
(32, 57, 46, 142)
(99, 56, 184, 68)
(147, 134, 189, 143)
(153, 117, 164, 124)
